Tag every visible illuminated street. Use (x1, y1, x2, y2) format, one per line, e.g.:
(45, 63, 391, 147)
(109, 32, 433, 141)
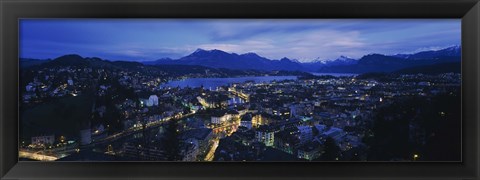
(204, 139, 219, 161)
(19, 150, 58, 161)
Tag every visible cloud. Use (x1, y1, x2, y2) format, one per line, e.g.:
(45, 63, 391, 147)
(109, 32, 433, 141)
(184, 29, 367, 62)
(20, 19, 461, 62)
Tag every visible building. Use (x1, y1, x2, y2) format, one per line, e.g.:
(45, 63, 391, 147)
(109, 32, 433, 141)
(297, 141, 322, 160)
(240, 114, 253, 129)
(322, 127, 345, 142)
(197, 94, 228, 108)
(231, 128, 255, 146)
(148, 95, 159, 106)
(180, 128, 214, 154)
(272, 107, 290, 118)
(226, 109, 240, 120)
(256, 125, 275, 147)
(31, 135, 55, 145)
(228, 87, 250, 102)
(139, 95, 159, 107)
(123, 142, 166, 161)
(236, 106, 248, 116)
(181, 138, 200, 161)
(210, 109, 238, 124)
(67, 79, 74, 86)
(274, 130, 300, 155)
(228, 97, 245, 105)
(314, 124, 327, 133)
(211, 110, 228, 124)
(297, 125, 313, 144)
(251, 113, 277, 127)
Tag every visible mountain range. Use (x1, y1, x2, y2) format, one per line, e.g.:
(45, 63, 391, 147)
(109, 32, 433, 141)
(144, 49, 306, 71)
(144, 48, 359, 72)
(144, 45, 461, 73)
(20, 54, 311, 79)
(21, 45, 461, 74)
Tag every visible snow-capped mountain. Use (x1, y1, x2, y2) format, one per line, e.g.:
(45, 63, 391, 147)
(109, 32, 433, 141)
(148, 46, 461, 73)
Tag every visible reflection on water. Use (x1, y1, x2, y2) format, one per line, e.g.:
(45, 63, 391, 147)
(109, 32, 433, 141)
(160, 76, 298, 89)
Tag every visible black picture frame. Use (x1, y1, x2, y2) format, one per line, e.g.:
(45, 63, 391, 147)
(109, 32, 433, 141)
(1, 0, 479, 179)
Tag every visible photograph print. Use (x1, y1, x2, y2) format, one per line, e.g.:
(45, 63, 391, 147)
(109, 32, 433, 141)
(19, 19, 461, 162)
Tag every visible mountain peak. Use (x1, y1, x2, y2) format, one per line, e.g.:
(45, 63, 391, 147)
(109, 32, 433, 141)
(336, 56, 355, 61)
(406, 45, 461, 60)
(194, 48, 206, 53)
(363, 53, 386, 58)
(445, 45, 461, 52)
(55, 54, 84, 60)
(240, 52, 264, 59)
(242, 52, 259, 56)
(43, 54, 90, 67)
(156, 57, 173, 61)
(210, 49, 227, 53)
(278, 57, 300, 63)
(190, 48, 229, 56)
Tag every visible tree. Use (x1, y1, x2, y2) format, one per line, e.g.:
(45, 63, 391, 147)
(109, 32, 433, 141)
(365, 93, 461, 161)
(366, 100, 412, 161)
(322, 137, 341, 161)
(161, 120, 183, 161)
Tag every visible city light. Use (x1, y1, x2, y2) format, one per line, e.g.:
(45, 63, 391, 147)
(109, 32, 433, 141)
(19, 20, 461, 162)
(413, 154, 419, 161)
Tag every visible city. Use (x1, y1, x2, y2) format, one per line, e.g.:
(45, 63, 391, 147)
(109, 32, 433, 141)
(19, 52, 461, 161)
(19, 19, 461, 161)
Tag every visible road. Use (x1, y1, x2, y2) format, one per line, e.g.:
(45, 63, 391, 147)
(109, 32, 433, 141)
(20, 112, 196, 161)
(19, 150, 59, 161)
(89, 112, 195, 146)
(204, 139, 219, 161)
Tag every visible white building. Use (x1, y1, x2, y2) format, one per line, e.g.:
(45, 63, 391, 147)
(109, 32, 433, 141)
(148, 95, 159, 106)
(228, 97, 245, 105)
(256, 125, 275, 146)
(211, 113, 228, 124)
(211, 110, 237, 124)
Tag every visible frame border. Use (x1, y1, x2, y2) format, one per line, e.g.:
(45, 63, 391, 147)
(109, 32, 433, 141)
(1, 0, 479, 179)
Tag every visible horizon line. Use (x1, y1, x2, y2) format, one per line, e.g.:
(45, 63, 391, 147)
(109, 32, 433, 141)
(20, 44, 461, 63)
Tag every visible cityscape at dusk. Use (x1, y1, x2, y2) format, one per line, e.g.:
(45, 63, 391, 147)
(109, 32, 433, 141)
(19, 19, 461, 161)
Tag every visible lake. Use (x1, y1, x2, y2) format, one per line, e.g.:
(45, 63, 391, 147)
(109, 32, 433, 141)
(160, 76, 298, 89)
(310, 72, 358, 77)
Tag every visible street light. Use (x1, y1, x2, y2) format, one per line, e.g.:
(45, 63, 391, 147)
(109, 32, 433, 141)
(413, 154, 419, 161)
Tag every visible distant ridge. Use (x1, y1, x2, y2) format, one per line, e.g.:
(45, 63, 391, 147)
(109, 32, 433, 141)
(395, 62, 461, 74)
(22, 45, 461, 74)
(147, 46, 461, 73)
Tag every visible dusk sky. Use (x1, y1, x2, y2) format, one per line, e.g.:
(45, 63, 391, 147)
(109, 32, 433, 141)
(20, 19, 461, 62)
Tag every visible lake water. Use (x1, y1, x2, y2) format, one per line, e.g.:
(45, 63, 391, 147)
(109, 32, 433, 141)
(310, 73, 358, 77)
(160, 76, 297, 89)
